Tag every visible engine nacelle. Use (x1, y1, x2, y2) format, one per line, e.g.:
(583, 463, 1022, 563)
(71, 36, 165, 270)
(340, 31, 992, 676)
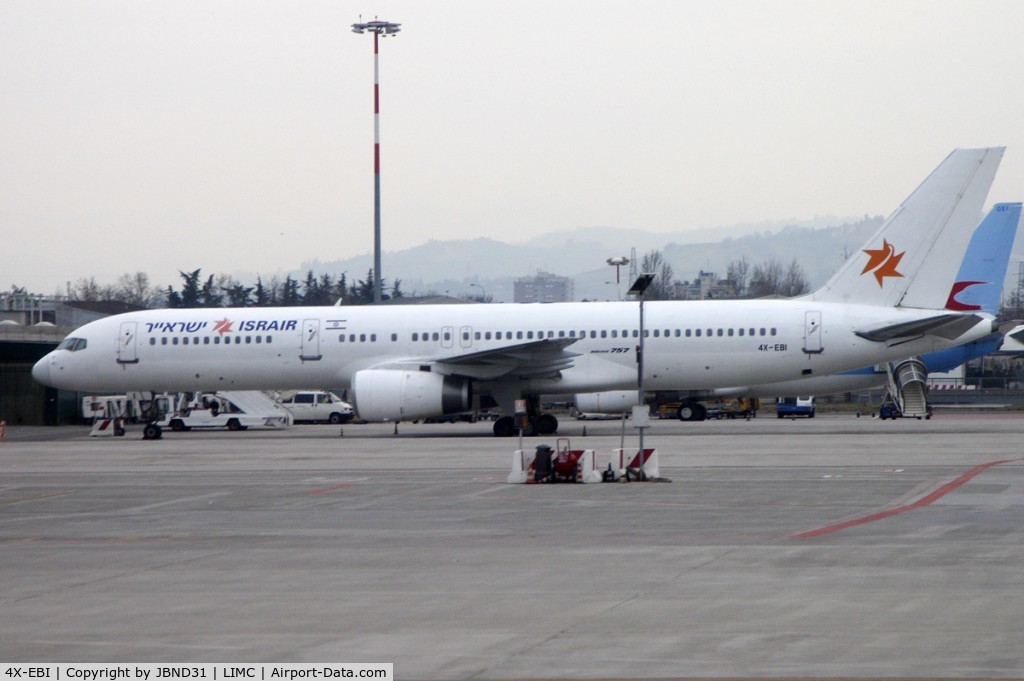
(352, 369, 471, 422)
(574, 390, 641, 414)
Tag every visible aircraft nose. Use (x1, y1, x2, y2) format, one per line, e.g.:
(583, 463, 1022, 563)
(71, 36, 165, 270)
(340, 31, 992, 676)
(32, 355, 52, 386)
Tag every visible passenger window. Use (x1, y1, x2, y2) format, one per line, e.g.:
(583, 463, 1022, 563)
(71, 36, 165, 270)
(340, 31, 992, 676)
(412, 333, 418, 341)
(431, 333, 437, 341)
(727, 329, 734, 337)
(391, 333, 397, 341)
(695, 329, 701, 337)
(717, 329, 723, 337)
(359, 334, 366, 342)
(162, 337, 169, 345)
(685, 329, 692, 337)
(173, 337, 179, 345)
(149, 338, 156, 345)
(372, 334, 378, 342)
(485, 332, 492, 340)
(527, 331, 534, 339)
(771, 328, 777, 336)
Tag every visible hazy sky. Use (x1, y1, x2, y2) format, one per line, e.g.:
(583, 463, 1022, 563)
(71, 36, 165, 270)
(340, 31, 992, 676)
(4, 0, 1024, 294)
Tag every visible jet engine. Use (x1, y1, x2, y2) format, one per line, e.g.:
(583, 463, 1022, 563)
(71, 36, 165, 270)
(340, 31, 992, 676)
(574, 390, 641, 415)
(352, 369, 471, 422)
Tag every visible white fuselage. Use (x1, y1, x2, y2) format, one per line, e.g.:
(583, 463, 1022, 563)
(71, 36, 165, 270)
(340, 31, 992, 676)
(33, 300, 991, 403)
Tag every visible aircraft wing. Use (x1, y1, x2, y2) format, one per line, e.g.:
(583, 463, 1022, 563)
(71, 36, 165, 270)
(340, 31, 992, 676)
(432, 337, 582, 381)
(855, 313, 987, 343)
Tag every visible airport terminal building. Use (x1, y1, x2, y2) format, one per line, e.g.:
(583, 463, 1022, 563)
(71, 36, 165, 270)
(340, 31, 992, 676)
(1, 294, 144, 425)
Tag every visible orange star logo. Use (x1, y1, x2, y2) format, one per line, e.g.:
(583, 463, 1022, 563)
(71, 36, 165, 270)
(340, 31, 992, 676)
(212, 318, 234, 335)
(861, 239, 905, 287)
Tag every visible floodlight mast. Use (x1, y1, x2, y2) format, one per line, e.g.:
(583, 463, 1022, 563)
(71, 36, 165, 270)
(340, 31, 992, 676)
(352, 19, 401, 303)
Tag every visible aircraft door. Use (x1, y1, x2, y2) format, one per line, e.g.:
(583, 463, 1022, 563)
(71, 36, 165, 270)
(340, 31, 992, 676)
(803, 311, 823, 354)
(460, 326, 473, 349)
(301, 319, 323, 361)
(441, 326, 454, 349)
(117, 321, 139, 364)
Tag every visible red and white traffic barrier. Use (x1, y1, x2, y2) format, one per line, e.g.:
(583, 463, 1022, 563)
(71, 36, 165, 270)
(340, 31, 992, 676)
(610, 448, 660, 480)
(89, 418, 125, 437)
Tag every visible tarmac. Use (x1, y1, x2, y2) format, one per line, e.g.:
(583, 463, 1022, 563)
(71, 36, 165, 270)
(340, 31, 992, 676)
(2, 412, 1023, 679)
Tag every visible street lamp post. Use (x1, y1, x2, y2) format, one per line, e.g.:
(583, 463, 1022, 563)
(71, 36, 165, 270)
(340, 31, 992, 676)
(628, 273, 656, 479)
(470, 283, 487, 303)
(352, 18, 401, 304)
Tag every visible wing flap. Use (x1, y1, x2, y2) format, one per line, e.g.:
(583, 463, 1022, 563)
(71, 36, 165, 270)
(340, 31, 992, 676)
(433, 337, 581, 380)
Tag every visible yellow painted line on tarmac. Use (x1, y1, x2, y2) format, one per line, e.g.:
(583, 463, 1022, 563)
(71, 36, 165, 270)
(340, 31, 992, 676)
(0, 489, 75, 505)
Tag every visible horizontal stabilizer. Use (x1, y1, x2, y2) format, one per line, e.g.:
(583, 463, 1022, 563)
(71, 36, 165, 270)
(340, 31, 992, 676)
(855, 313, 986, 342)
(1008, 325, 1024, 344)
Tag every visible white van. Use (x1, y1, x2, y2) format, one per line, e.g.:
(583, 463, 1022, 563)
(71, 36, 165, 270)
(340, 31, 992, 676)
(280, 391, 355, 424)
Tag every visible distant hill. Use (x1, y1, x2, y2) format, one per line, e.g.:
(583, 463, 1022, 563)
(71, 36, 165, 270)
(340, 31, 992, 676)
(291, 215, 884, 302)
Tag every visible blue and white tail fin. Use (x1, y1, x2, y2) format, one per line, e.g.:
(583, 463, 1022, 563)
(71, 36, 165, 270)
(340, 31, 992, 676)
(811, 147, 1004, 308)
(944, 202, 1022, 314)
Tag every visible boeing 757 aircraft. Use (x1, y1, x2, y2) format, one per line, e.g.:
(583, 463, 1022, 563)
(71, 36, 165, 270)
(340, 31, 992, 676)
(33, 148, 1005, 436)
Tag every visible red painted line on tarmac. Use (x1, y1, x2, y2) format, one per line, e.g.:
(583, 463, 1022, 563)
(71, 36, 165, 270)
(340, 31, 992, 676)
(791, 458, 1023, 539)
(308, 483, 357, 494)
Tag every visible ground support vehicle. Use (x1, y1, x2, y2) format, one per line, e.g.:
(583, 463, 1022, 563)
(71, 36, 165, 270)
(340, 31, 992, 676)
(776, 396, 815, 418)
(154, 391, 293, 432)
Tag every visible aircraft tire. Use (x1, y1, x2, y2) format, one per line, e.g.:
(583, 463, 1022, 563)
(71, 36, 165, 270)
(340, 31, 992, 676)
(535, 413, 558, 435)
(493, 416, 516, 437)
(677, 403, 707, 422)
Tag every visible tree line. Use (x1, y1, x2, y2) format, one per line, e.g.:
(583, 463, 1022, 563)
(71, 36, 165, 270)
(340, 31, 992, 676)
(638, 250, 810, 300)
(59, 269, 403, 308)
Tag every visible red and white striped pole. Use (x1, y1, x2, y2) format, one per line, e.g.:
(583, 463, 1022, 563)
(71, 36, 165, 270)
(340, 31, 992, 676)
(352, 19, 401, 303)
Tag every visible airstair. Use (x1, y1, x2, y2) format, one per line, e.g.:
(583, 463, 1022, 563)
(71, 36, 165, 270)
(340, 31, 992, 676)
(880, 358, 931, 419)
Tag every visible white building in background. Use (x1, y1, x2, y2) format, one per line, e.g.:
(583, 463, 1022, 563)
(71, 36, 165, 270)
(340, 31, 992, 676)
(513, 271, 574, 303)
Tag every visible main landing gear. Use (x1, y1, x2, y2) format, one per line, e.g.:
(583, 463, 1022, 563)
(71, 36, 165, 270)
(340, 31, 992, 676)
(492, 396, 559, 437)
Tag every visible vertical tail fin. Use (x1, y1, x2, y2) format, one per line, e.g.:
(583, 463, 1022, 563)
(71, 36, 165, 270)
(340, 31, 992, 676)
(944, 202, 1022, 314)
(811, 147, 1004, 308)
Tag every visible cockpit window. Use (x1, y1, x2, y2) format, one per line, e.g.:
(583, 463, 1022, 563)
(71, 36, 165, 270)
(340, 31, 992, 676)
(56, 337, 87, 352)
